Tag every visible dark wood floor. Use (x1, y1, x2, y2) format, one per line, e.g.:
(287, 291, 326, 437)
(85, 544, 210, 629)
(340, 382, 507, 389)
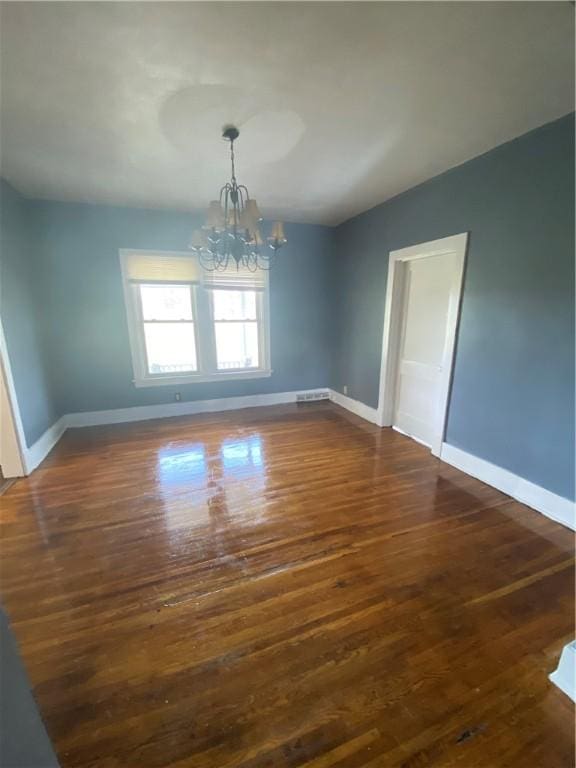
(0, 402, 574, 767)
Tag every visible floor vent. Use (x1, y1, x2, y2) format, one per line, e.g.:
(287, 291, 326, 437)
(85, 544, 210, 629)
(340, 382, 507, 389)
(296, 391, 330, 403)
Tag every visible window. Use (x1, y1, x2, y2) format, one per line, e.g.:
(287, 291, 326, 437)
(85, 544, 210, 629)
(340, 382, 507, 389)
(141, 285, 197, 374)
(120, 251, 270, 387)
(212, 290, 259, 370)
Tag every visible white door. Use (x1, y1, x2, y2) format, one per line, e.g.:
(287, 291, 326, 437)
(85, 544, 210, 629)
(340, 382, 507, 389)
(393, 252, 457, 448)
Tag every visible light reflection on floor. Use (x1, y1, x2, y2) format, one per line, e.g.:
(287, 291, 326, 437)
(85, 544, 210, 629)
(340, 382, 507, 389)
(156, 443, 207, 485)
(221, 435, 263, 475)
(155, 434, 267, 533)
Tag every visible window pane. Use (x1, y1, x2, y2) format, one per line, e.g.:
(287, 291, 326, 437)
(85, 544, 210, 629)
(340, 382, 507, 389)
(140, 284, 192, 321)
(215, 322, 259, 370)
(144, 323, 197, 374)
(212, 290, 256, 320)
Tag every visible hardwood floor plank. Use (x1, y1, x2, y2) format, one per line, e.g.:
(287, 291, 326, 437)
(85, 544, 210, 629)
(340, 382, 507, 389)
(0, 402, 573, 767)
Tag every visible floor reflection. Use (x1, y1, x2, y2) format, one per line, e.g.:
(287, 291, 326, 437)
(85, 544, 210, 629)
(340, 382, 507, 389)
(155, 434, 267, 534)
(213, 434, 267, 524)
(156, 443, 207, 486)
(221, 435, 263, 476)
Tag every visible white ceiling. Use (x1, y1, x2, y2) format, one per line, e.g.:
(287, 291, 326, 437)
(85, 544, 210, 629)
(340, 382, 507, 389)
(0, 2, 573, 226)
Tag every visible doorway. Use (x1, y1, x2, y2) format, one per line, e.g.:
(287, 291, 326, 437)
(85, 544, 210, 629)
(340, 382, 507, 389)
(376, 233, 468, 456)
(0, 325, 26, 480)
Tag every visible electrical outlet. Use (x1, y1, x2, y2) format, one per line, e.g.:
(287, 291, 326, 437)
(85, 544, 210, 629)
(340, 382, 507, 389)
(343, 385, 348, 395)
(174, 392, 181, 402)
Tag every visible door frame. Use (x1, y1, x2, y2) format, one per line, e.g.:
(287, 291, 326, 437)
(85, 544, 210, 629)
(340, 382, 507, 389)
(376, 233, 468, 456)
(0, 320, 27, 476)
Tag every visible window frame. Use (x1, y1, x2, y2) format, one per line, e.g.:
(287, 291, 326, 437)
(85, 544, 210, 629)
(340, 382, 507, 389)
(120, 250, 272, 388)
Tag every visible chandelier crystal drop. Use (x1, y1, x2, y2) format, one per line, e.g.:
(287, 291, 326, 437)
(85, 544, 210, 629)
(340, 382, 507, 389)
(189, 125, 287, 271)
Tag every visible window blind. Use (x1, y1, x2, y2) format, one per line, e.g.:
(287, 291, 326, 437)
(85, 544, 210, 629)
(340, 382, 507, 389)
(124, 252, 200, 284)
(202, 263, 267, 291)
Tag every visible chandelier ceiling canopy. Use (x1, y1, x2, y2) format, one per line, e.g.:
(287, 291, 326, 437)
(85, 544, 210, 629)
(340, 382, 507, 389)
(189, 125, 287, 271)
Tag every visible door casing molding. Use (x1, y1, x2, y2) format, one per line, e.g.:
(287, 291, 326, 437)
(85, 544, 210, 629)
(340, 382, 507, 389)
(0, 321, 27, 476)
(376, 232, 469, 456)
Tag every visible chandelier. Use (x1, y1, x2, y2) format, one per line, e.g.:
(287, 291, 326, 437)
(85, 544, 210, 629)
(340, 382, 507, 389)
(189, 125, 287, 271)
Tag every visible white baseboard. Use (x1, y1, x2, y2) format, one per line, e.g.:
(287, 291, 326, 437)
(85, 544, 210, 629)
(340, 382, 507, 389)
(65, 389, 329, 428)
(329, 389, 379, 425)
(23, 416, 67, 473)
(549, 641, 576, 701)
(440, 443, 575, 531)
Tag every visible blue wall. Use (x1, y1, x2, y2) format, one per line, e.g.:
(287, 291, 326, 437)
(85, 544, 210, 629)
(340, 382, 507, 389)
(0, 181, 58, 446)
(31, 201, 334, 414)
(333, 114, 575, 500)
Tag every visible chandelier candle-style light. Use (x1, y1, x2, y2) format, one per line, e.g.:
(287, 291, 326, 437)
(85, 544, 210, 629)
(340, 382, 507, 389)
(189, 125, 287, 271)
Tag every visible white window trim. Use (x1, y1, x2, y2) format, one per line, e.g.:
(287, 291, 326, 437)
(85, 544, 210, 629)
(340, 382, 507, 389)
(119, 249, 272, 388)
(133, 369, 273, 388)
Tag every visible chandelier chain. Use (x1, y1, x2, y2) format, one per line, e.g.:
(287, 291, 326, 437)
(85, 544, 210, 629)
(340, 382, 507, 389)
(229, 138, 237, 184)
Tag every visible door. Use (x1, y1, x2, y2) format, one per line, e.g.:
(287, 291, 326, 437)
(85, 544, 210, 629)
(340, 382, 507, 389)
(393, 252, 457, 448)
